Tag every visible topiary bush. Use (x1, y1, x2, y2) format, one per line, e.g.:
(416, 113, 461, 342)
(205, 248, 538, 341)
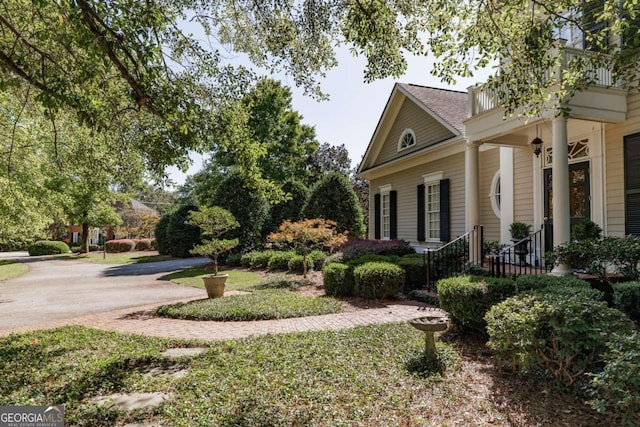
(267, 251, 296, 271)
(105, 239, 136, 253)
(612, 281, 640, 321)
(322, 262, 354, 296)
(486, 291, 634, 386)
(514, 274, 592, 293)
(437, 275, 516, 332)
(589, 331, 640, 426)
(288, 255, 314, 274)
(353, 261, 404, 299)
(28, 240, 70, 256)
(341, 238, 415, 261)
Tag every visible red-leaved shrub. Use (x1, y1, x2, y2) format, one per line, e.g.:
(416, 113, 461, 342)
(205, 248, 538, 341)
(105, 239, 136, 253)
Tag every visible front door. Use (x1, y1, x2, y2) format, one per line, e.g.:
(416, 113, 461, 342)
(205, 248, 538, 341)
(543, 161, 591, 250)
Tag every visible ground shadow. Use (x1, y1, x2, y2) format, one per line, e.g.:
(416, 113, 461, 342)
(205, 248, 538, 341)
(102, 258, 210, 277)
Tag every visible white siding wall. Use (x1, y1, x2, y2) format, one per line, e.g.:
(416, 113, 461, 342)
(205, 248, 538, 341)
(605, 92, 640, 236)
(513, 146, 534, 226)
(369, 152, 466, 246)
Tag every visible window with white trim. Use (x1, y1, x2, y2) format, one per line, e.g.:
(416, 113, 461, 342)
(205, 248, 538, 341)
(379, 185, 392, 239)
(423, 172, 443, 241)
(398, 129, 416, 151)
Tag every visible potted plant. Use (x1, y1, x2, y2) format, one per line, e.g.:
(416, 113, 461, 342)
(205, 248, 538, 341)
(186, 206, 239, 298)
(509, 222, 532, 266)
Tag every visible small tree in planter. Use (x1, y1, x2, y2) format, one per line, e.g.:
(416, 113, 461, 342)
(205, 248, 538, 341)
(268, 218, 348, 278)
(186, 206, 239, 297)
(509, 222, 532, 266)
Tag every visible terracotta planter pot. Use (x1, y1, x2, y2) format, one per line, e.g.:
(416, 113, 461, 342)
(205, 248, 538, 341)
(202, 274, 228, 298)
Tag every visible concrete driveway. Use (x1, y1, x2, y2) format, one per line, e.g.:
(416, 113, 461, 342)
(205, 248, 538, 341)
(0, 254, 209, 330)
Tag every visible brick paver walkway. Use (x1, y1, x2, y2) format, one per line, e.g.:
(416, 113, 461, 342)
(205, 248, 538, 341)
(0, 296, 443, 340)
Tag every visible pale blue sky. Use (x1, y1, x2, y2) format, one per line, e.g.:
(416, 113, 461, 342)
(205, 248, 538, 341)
(165, 47, 493, 186)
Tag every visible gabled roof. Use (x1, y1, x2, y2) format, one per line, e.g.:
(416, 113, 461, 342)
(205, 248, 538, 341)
(397, 83, 467, 134)
(357, 83, 468, 174)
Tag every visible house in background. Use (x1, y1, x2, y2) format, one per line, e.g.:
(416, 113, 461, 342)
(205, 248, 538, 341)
(64, 199, 159, 245)
(358, 61, 639, 273)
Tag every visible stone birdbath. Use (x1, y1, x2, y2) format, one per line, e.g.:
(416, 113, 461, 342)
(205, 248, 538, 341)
(409, 315, 449, 359)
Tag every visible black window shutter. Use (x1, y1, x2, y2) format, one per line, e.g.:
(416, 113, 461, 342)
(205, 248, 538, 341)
(440, 179, 450, 242)
(417, 184, 425, 241)
(390, 191, 397, 239)
(625, 134, 640, 235)
(374, 193, 381, 239)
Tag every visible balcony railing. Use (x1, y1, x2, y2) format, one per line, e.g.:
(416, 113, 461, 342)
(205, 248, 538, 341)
(469, 46, 622, 117)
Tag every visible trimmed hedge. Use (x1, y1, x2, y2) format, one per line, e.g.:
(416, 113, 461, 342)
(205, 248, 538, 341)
(437, 275, 516, 332)
(134, 238, 154, 251)
(612, 281, 640, 321)
(28, 240, 70, 256)
(514, 274, 591, 293)
(224, 253, 243, 267)
(353, 261, 404, 299)
(105, 239, 136, 253)
(307, 250, 327, 269)
(486, 290, 634, 386)
(397, 256, 425, 292)
(267, 251, 296, 271)
(322, 262, 354, 296)
(288, 255, 314, 274)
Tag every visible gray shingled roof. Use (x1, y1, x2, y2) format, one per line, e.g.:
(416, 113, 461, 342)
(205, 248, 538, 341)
(397, 83, 467, 134)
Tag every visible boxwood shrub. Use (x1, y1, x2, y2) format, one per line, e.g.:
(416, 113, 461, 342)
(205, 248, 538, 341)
(307, 250, 327, 269)
(105, 239, 136, 253)
(288, 255, 314, 274)
(224, 253, 243, 267)
(590, 331, 640, 426)
(341, 239, 415, 261)
(267, 251, 296, 271)
(612, 281, 640, 321)
(322, 262, 354, 296)
(437, 275, 516, 332)
(353, 261, 404, 299)
(486, 291, 634, 386)
(346, 254, 395, 267)
(28, 240, 70, 256)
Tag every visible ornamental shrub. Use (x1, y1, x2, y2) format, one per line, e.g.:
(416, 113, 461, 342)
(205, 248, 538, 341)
(288, 255, 314, 274)
(166, 204, 201, 258)
(353, 261, 404, 299)
(437, 275, 516, 332)
(262, 180, 310, 236)
(323, 262, 354, 296)
(302, 172, 366, 237)
(486, 291, 634, 386)
(590, 331, 640, 426)
(347, 254, 395, 266)
(224, 253, 243, 267)
(514, 274, 592, 293)
(267, 251, 296, 271)
(341, 238, 415, 261)
(612, 281, 640, 321)
(249, 250, 278, 269)
(240, 251, 257, 268)
(28, 240, 70, 256)
(89, 244, 101, 252)
(397, 256, 425, 292)
(323, 252, 344, 267)
(105, 239, 136, 253)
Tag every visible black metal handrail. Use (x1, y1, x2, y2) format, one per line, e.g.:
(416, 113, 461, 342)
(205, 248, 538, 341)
(424, 225, 484, 291)
(489, 225, 550, 278)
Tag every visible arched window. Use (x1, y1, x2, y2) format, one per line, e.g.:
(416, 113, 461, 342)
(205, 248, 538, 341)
(489, 171, 501, 218)
(398, 129, 416, 151)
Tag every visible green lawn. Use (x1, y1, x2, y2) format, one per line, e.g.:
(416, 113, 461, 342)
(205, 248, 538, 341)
(75, 251, 173, 265)
(155, 289, 342, 321)
(0, 260, 28, 281)
(166, 268, 262, 291)
(0, 325, 607, 427)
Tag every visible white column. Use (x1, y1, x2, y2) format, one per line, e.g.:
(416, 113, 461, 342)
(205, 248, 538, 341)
(466, 142, 481, 263)
(551, 116, 573, 275)
(500, 147, 514, 244)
